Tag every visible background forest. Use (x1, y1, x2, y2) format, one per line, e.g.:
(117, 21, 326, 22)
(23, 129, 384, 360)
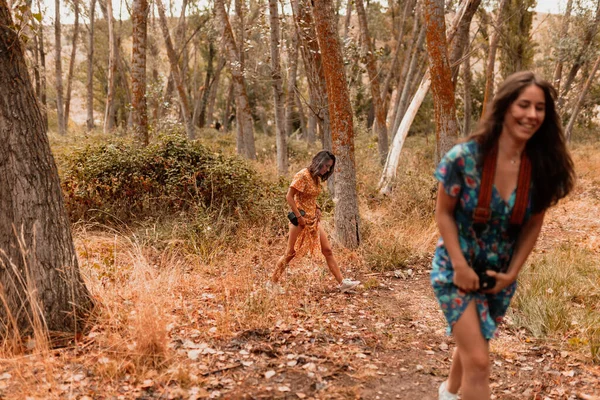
(0, 0, 599, 398)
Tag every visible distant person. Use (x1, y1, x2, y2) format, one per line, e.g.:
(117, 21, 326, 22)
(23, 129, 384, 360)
(214, 120, 222, 131)
(431, 71, 575, 400)
(269, 151, 360, 293)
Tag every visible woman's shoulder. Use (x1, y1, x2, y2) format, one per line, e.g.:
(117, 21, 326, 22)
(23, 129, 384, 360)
(293, 168, 311, 179)
(442, 140, 480, 164)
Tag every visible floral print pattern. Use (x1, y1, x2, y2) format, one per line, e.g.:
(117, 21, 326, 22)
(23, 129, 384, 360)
(430, 141, 533, 340)
(290, 168, 322, 258)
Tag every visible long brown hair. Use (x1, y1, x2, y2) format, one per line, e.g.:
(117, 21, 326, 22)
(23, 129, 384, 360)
(469, 71, 575, 213)
(308, 150, 336, 181)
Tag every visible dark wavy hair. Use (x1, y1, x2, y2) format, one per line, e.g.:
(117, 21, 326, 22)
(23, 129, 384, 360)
(308, 150, 336, 181)
(468, 71, 575, 213)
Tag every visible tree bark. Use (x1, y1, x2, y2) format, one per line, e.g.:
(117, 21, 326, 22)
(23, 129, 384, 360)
(0, 1, 93, 337)
(195, 41, 214, 128)
(64, 0, 80, 130)
(155, 0, 194, 139)
(206, 55, 226, 129)
(215, 0, 256, 159)
(292, 0, 331, 149)
(312, 0, 360, 249)
(564, 53, 600, 142)
(481, 0, 508, 118)
(268, 0, 287, 175)
(103, 0, 116, 133)
(552, 0, 574, 93)
(285, 23, 301, 139)
(462, 37, 472, 136)
(54, 0, 65, 135)
(448, 0, 481, 83)
(86, 0, 95, 131)
(558, 0, 600, 109)
(355, 0, 388, 164)
(423, 0, 459, 162)
(131, 0, 149, 145)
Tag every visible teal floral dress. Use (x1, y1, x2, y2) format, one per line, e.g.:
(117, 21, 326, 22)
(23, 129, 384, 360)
(431, 141, 533, 340)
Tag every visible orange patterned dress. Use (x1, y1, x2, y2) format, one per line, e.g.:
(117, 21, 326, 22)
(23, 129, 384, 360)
(290, 168, 322, 258)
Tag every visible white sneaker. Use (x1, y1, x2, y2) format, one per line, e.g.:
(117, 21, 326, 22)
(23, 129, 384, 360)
(438, 381, 458, 400)
(338, 278, 360, 293)
(266, 281, 285, 294)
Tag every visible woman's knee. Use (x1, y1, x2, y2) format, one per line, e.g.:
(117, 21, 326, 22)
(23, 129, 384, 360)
(462, 351, 490, 379)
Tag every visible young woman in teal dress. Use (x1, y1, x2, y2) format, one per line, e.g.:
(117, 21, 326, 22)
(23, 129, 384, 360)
(432, 71, 576, 400)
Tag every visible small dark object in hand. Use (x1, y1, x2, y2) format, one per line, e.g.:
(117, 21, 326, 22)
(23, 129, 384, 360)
(287, 210, 306, 226)
(475, 268, 496, 290)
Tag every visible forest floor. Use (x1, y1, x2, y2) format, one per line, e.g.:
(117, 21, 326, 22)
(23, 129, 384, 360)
(0, 141, 599, 399)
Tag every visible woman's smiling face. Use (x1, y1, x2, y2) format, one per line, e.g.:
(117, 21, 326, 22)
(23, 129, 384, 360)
(503, 84, 546, 142)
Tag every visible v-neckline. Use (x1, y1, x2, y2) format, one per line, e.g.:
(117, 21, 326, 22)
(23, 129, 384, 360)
(492, 184, 516, 207)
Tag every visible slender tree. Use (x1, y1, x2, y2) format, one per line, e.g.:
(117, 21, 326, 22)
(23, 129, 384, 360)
(64, 0, 80, 129)
(355, 0, 388, 164)
(552, 0, 574, 94)
(215, 0, 256, 159)
(481, 0, 509, 118)
(268, 0, 287, 174)
(103, 0, 116, 132)
(86, 0, 95, 131)
(0, 0, 93, 336)
(312, 0, 360, 249)
(131, 0, 149, 144)
(564, 53, 600, 141)
(54, 0, 65, 135)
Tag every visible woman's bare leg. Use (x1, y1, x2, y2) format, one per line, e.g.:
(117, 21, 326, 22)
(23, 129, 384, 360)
(452, 301, 491, 400)
(319, 225, 343, 284)
(272, 223, 302, 283)
(446, 347, 463, 394)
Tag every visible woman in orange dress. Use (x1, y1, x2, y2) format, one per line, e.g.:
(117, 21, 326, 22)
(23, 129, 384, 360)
(270, 150, 360, 292)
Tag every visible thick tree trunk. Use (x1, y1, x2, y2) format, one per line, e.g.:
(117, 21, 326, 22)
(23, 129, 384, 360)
(355, 0, 388, 164)
(215, 0, 256, 159)
(0, 1, 93, 337)
(54, 0, 65, 135)
(131, 0, 149, 145)
(423, 0, 459, 162)
(103, 0, 116, 133)
(312, 0, 360, 249)
(268, 0, 287, 175)
(564, 53, 600, 142)
(292, 0, 331, 149)
(86, 0, 95, 131)
(481, 0, 508, 118)
(552, 0, 574, 93)
(64, 0, 80, 130)
(155, 0, 194, 139)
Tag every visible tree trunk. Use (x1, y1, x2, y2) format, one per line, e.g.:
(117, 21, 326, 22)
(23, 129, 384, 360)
(268, 0, 287, 175)
(155, 0, 194, 139)
(448, 0, 481, 83)
(312, 0, 360, 249)
(423, 0, 459, 162)
(223, 81, 234, 131)
(558, 0, 600, 109)
(292, 0, 331, 149)
(86, 0, 95, 131)
(355, 0, 388, 164)
(64, 0, 80, 130)
(462, 38, 472, 136)
(131, 0, 149, 145)
(206, 56, 226, 129)
(481, 0, 508, 118)
(195, 41, 214, 128)
(285, 23, 301, 139)
(343, 0, 352, 40)
(103, 0, 116, 133)
(552, 0, 574, 93)
(215, 0, 256, 159)
(564, 53, 600, 142)
(0, 1, 93, 337)
(54, 0, 65, 135)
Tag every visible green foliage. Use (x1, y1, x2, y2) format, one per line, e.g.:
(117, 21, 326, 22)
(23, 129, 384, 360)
(61, 133, 271, 224)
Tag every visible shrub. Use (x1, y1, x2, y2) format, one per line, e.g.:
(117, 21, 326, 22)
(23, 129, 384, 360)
(61, 133, 271, 224)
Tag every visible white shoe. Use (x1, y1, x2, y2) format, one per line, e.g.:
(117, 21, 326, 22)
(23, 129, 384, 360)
(438, 381, 458, 400)
(338, 278, 360, 293)
(266, 281, 285, 294)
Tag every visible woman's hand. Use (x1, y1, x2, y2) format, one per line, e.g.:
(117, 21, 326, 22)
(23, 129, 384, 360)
(298, 216, 306, 227)
(453, 263, 480, 292)
(482, 271, 515, 294)
(316, 208, 322, 221)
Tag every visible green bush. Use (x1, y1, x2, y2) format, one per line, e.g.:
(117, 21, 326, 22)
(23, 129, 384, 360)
(61, 133, 270, 224)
